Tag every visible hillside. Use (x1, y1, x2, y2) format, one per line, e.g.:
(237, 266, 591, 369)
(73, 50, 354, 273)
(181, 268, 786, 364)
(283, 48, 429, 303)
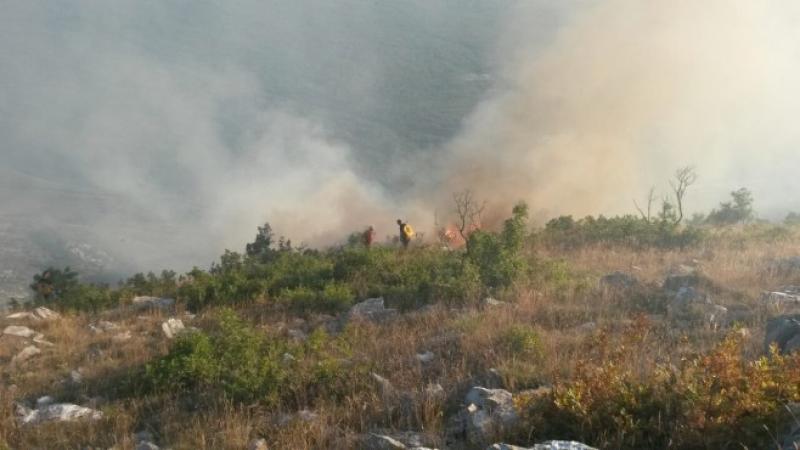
(2, 212, 800, 450)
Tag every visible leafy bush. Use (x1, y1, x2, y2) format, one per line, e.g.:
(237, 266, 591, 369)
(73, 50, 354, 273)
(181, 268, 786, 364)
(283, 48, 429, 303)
(142, 309, 364, 405)
(29, 267, 116, 312)
(466, 202, 530, 290)
(517, 323, 800, 449)
(498, 325, 543, 360)
(706, 187, 755, 226)
(539, 214, 705, 249)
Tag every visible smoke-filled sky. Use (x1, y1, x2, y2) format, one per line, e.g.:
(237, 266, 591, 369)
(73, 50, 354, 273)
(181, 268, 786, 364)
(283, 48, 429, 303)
(2, 1, 800, 278)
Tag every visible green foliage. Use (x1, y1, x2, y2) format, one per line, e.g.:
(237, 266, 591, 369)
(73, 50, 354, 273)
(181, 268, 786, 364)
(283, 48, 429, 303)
(466, 202, 530, 290)
(498, 324, 542, 360)
(540, 214, 704, 249)
(30, 266, 78, 304)
(142, 309, 363, 405)
(706, 187, 755, 226)
(29, 267, 116, 312)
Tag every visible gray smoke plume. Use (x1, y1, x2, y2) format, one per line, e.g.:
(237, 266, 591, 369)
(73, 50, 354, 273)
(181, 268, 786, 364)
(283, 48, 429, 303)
(2, 1, 800, 301)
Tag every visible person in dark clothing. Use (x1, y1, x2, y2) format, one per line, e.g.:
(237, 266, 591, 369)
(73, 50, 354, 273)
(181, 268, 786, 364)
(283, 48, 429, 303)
(363, 225, 375, 248)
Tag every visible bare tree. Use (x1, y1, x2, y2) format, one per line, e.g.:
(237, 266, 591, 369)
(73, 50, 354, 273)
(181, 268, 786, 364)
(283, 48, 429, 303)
(669, 166, 697, 225)
(453, 189, 486, 243)
(634, 186, 657, 223)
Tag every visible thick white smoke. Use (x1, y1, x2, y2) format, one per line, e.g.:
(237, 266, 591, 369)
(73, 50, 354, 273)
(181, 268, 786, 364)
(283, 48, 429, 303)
(441, 0, 800, 220)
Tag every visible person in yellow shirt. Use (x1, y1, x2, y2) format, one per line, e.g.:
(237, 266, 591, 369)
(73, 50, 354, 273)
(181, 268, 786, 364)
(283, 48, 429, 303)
(396, 219, 414, 248)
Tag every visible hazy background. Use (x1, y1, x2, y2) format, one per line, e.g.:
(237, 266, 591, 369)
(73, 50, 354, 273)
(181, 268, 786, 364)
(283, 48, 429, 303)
(2, 1, 800, 301)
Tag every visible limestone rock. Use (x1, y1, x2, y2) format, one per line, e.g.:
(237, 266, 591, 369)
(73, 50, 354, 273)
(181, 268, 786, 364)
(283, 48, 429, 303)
(12, 345, 41, 363)
(161, 318, 185, 339)
(248, 438, 268, 450)
(19, 403, 103, 425)
(348, 297, 398, 323)
(600, 271, 639, 290)
(6, 312, 37, 321)
(131, 296, 175, 310)
(448, 387, 519, 446)
(483, 297, 506, 307)
(765, 315, 800, 354)
(416, 351, 435, 363)
(33, 307, 60, 320)
(365, 434, 407, 450)
(3, 325, 35, 338)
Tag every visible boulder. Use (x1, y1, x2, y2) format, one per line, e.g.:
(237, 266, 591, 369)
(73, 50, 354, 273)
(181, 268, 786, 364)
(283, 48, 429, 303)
(3, 325, 36, 338)
(12, 345, 41, 363)
(365, 434, 407, 450)
(663, 273, 700, 292)
(762, 287, 800, 307)
(371, 372, 396, 398)
(33, 307, 59, 320)
(6, 312, 37, 321)
(32, 333, 54, 347)
(770, 257, 800, 275)
(667, 287, 728, 328)
(487, 442, 597, 450)
(364, 431, 439, 450)
(600, 271, 639, 290)
(69, 370, 83, 384)
(348, 298, 398, 323)
(161, 318, 185, 339)
(447, 387, 518, 446)
(19, 403, 103, 425)
(416, 351, 435, 363)
(36, 396, 55, 408)
(248, 438, 268, 450)
(131, 296, 175, 311)
(483, 297, 506, 307)
(532, 441, 598, 450)
(779, 403, 800, 450)
(765, 315, 800, 354)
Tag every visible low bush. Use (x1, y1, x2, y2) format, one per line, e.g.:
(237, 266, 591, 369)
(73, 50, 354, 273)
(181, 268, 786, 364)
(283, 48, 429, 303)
(517, 322, 800, 449)
(141, 309, 367, 406)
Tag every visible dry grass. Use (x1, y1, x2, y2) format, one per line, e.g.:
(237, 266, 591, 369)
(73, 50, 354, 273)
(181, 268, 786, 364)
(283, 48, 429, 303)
(2, 236, 799, 449)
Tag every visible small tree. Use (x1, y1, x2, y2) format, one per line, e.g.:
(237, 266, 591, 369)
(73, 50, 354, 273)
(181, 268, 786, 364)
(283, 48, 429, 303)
(706, 188, 755, 225)
(634, 186, 657, 223)
(452, 189, 486, 244)
(246, 223, 277, 262)
(30, 267, 79, 304)
(670, 166, 697, 225)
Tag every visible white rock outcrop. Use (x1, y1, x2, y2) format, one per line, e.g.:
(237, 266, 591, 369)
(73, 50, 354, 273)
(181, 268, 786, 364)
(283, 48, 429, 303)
(3, 325, 36, 338)
(19, 403, 103, 425)
(161, 318, 185, 339)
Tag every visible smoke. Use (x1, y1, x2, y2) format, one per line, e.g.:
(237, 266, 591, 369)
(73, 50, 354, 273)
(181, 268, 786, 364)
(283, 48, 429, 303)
(439, 0, 800, 221)
(2, 0, 800, 290)
(0, 1, 502, 280)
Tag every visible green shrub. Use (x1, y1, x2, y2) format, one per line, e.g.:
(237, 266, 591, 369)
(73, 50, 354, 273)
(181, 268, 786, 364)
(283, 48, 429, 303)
(539, 215, 705, 249)
(498, 324, 543, 360)
(141, 309, 366, 406)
